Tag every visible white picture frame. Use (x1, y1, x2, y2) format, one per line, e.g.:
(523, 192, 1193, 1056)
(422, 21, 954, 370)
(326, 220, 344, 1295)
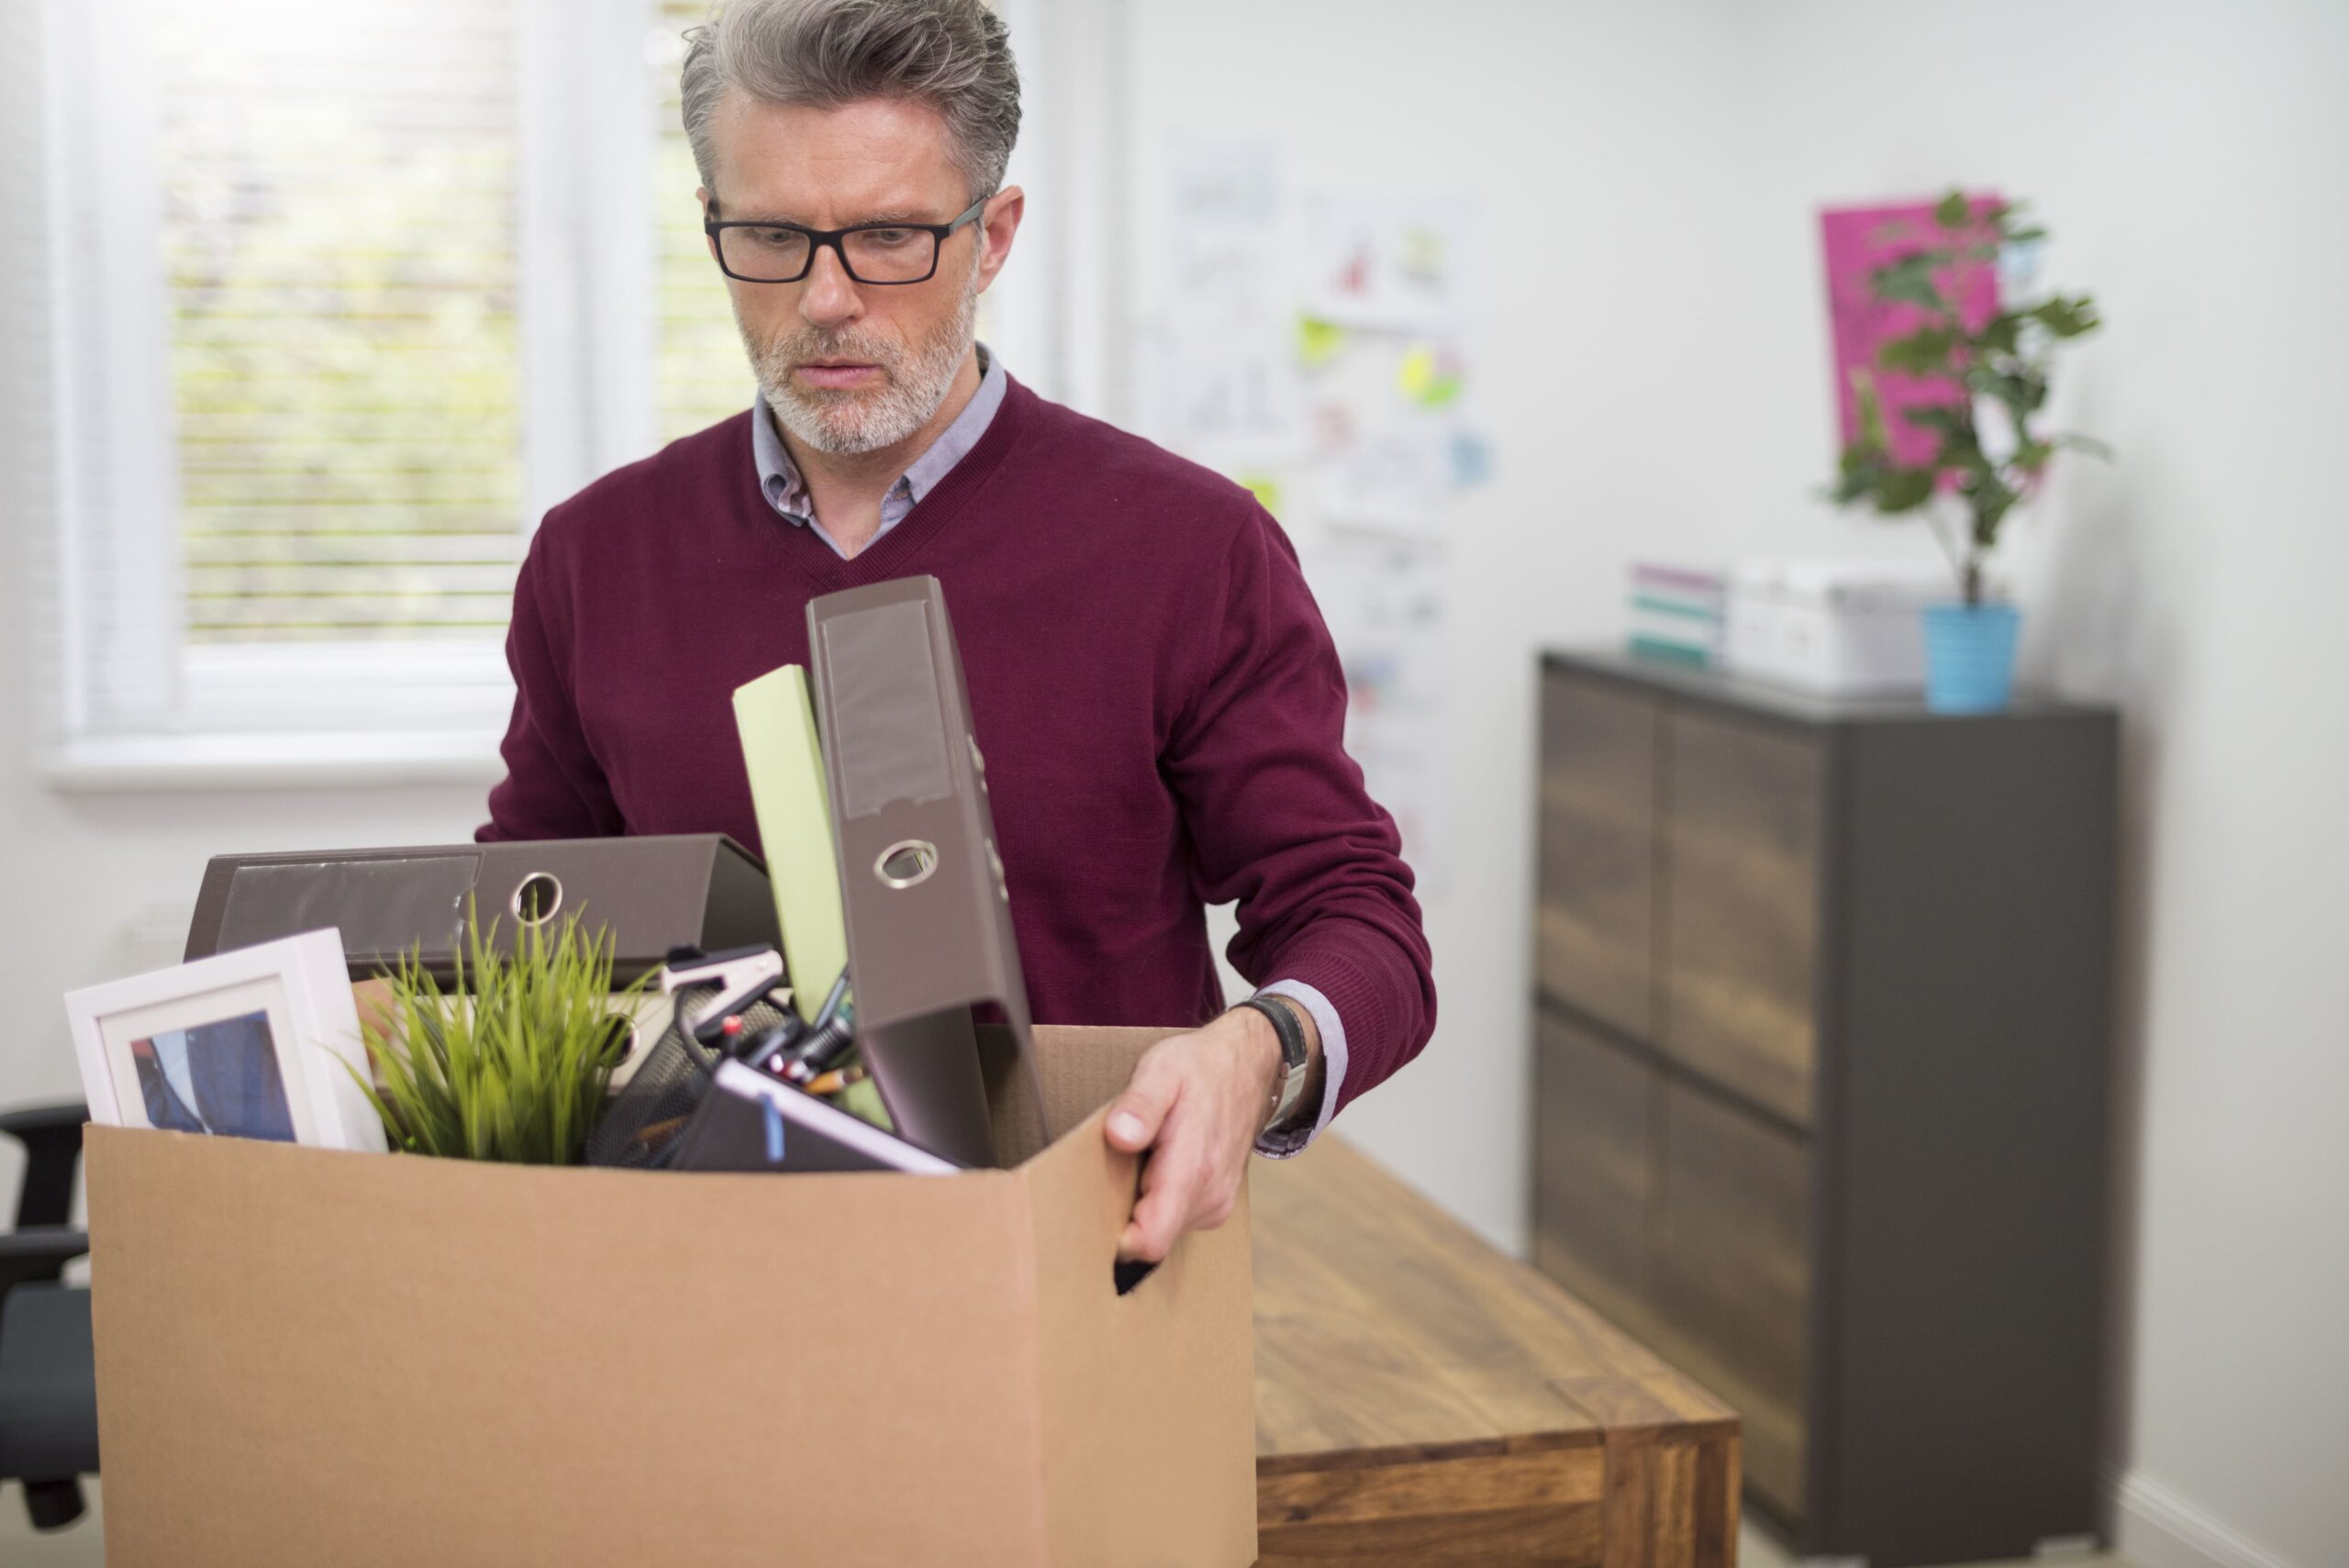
(63, 929, 386, 1154)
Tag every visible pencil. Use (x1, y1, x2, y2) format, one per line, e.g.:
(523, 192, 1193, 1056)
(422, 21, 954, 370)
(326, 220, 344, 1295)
(802, 1065, 868, 1097)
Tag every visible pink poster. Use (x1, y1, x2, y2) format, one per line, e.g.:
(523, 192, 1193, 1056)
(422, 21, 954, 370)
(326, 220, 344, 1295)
(1820, 196, 2001, 467)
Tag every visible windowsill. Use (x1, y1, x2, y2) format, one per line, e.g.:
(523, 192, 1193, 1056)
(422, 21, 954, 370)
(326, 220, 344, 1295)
(41, 731, 507, 793)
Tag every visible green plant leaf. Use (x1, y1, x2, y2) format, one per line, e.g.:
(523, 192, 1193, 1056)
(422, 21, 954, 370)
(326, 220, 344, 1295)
(1979, 313, 2024, 355)
(1970, 474, 2020, 546)
(1976, 367, 2049, 416)
(1876, 324, 1958, 375)
(2032, 295, 2102, 338)
(1899, 404, 1968, 436)
(1851, 371, 1892, 453)
(1874, 468, 1937, 513)
(1934, 189, 1973, 230)
(1868, 252, 1947, 311)
(1826, 467, 1876, 506)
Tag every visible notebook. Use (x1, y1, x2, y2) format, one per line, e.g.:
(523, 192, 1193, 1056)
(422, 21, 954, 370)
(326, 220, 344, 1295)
(732, 664, 849, 1024)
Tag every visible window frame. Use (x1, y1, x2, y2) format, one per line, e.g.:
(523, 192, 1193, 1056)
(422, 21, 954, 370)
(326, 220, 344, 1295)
(42, 0, 659, 783)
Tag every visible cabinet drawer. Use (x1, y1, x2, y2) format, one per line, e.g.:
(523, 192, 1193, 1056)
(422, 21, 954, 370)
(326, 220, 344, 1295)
(1652, 1081, 1811, 1518)
(1536, 673, 1658, 1037)
(1530, 1012, 1655, 1320)
(1660, 708, 1821, 1125)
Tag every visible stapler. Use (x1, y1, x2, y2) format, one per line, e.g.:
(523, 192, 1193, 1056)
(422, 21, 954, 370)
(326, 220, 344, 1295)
(661, 944, 789, 1046)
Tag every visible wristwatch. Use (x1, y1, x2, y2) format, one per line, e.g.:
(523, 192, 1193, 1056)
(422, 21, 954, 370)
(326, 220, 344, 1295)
(1234, 995, 1310, 1134)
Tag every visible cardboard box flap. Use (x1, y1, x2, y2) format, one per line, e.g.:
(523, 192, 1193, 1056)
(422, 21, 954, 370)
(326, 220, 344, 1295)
(1017, 1096, 1260, 1565)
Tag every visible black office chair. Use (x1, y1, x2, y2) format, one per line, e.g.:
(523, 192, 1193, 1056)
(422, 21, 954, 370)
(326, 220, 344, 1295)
(0, 1103, 98, 1530)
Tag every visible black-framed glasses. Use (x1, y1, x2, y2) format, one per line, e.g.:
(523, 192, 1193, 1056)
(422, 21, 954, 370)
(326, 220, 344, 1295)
(704, 196, 989, 284)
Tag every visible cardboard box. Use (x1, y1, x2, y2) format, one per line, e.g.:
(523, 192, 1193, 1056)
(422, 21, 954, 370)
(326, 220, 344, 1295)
(85, 1027, 1257, 1567)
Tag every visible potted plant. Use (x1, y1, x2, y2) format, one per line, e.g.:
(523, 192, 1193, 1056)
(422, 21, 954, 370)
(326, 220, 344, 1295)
(353, 900, 648, 1165)
(1828, 190, 2108, 712)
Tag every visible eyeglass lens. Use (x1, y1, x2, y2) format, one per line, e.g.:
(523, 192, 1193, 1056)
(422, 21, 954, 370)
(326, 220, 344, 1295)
(720, 225, 939, 284)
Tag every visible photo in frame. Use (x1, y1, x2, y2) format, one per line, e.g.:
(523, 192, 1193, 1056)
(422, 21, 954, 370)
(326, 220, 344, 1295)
(64, 928, 386, 1153)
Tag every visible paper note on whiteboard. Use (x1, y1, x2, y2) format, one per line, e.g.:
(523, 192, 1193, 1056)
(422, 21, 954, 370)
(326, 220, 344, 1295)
(1157, 134, 1305, 459)
(1297, 192, 1471, 332)
(1165, 332, 1304, 462)
(1165, 132, 1290, 326)
(1315, 419, 1452, 537)
(1305, 331, 1464, 537)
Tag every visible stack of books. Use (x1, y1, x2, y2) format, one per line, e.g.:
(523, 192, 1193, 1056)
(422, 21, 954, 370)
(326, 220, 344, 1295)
(1626, 562, 1728, 667)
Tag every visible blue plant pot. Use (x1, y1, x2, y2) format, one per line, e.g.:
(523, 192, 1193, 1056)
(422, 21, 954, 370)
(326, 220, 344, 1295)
(1922, 602, 2021, 714)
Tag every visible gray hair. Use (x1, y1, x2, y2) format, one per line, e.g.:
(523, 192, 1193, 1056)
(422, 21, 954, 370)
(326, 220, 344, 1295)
(681, 0, 1021, 206)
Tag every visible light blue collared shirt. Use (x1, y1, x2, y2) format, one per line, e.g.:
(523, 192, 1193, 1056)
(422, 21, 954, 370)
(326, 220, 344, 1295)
(749, 345, 1347, 1152)
(751, 343, 1008, 558)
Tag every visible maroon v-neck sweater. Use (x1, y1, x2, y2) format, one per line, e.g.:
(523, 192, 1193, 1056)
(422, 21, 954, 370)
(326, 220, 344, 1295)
(479, 377, 1434, 1115)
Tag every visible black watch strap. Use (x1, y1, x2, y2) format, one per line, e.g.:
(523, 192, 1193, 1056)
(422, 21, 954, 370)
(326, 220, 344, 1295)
(1234, 995, 1309, 1132)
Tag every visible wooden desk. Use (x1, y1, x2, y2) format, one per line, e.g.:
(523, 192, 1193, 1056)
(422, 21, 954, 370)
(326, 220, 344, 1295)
(1252, 1138, 1739, 1566)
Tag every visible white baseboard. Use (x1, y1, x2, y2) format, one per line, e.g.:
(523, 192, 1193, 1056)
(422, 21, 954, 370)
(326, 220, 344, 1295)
(2111, 1472, 2299, 1568)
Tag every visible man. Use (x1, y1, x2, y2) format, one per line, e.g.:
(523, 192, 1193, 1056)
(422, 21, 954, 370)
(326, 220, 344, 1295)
(479, 0, 1433, 1262)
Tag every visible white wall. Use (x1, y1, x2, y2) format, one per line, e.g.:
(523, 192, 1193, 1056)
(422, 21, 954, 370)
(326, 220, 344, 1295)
(1123, 3, 2347, 1566)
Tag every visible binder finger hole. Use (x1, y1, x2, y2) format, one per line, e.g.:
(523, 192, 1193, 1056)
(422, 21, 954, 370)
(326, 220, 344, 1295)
(511, 872, 562, 926)
(874, 840, 939, 889)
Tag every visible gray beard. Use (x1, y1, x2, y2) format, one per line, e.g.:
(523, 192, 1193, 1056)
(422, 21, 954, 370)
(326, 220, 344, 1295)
(742, 258, 981, 457)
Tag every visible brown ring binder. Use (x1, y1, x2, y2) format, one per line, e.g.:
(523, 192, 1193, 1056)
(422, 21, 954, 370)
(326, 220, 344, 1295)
(807, 575, 1049, 1170)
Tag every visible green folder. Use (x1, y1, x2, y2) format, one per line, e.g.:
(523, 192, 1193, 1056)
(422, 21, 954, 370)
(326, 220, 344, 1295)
(732, 664, 848, 1025)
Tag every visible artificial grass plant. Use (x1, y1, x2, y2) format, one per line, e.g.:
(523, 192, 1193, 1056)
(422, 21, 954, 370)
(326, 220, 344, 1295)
(353, 898, 647, 1164)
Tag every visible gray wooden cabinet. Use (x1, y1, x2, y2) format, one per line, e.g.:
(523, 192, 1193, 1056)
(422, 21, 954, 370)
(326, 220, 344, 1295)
(1531, 651, 2118, 1567)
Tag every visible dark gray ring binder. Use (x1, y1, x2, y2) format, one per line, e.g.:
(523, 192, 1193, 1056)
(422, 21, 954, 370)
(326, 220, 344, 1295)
(807, 576, 1048, 1170)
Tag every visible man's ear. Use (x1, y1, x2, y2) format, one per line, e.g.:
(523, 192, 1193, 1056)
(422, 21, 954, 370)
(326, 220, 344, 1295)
(974, 185, 1025, 294)
(697, 185, 718, 261)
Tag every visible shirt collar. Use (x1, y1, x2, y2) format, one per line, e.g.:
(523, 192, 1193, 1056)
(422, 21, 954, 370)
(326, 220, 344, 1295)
(752, 342, 1004, 520)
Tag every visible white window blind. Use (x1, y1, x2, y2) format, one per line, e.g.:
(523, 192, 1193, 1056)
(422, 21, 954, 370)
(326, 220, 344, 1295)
(158, 3, 524, 649)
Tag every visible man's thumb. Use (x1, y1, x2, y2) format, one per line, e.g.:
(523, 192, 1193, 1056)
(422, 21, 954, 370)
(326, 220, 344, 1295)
(1104, 1059, 1178, 1151)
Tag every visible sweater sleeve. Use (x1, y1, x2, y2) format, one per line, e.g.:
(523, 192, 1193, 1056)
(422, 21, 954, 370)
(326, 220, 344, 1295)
(1163, 506, 1437, 1114)
(477, 529, 625, 843)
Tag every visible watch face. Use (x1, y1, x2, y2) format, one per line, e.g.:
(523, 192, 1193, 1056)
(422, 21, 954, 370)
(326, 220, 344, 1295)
(1267, 1062, 1309, 1135)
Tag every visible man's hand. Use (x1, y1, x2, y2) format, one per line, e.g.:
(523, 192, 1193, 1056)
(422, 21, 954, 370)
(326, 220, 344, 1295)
(1103, 1001, 1319, 1263)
